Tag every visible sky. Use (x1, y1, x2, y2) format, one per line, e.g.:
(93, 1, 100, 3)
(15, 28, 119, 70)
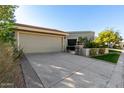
(15, 5, 124, 38)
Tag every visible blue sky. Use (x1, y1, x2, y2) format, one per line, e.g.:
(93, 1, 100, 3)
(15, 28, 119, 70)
(15, 5, 124, 38)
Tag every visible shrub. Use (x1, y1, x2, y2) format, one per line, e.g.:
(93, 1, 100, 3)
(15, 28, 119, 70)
(0, 41, 24, 87)
(113, 44, 122, 49)
(85, 41, 100, 48)
(78, 37, 96, 48)
(78, 36, 84, 44)
(89, 48, 97, 56)
(98, 48, 105, 55)
(77, 37, 100, 48)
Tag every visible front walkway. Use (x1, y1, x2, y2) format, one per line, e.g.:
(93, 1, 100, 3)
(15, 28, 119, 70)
(23, 52, 116, 88)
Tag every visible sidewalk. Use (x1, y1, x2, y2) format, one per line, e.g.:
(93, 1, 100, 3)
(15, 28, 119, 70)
(109, 48, 124, 52)
(107, 51, 124, 87)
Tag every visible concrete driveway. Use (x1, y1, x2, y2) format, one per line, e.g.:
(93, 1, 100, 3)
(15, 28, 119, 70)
(24, 52, 116, 88)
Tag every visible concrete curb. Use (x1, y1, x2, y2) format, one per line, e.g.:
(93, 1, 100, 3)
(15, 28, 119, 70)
(20, 55, 45, 88)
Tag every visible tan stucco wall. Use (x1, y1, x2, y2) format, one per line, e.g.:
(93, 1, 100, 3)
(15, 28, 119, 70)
(16, 31, 66, 53)
(67, 31, 95, 40)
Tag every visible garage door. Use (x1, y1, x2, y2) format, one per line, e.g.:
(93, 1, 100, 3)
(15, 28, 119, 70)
(18, 32, 63, 53)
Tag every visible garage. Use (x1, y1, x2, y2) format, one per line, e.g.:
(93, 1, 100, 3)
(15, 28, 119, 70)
(15, 23, 68, 53)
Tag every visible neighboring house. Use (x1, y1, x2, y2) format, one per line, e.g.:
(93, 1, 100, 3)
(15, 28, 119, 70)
(120, 40, 124, 49)
(15, 23, 68, 53)
(67, 31, 95, 50)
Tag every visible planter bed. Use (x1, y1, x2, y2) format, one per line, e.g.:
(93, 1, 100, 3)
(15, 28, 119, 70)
(75, 47, 121, 63)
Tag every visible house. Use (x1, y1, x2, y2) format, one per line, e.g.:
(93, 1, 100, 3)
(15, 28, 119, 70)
(67, 31, 95, 50)
(15, 24, 95, 53)
(15, 23, 68, 53)
(120, 40, 124, 49)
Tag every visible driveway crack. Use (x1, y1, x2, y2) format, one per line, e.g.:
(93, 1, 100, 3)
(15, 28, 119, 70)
(49, 68, 81, 88)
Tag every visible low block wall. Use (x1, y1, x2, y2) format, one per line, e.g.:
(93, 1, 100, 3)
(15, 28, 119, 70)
(75, 48, 109, 57)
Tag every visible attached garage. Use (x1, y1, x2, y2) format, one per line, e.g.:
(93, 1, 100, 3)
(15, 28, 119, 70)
(15, 24, 68, 53)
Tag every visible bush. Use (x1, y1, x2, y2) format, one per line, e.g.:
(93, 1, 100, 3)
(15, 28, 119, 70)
(0, 41, 24, 87)
(89, 48, 97, 56)
(98, 48, 105, 55)
(78, 37, 100, 48)
(113, 44, 122, 49)
(86, 41, 100, 48)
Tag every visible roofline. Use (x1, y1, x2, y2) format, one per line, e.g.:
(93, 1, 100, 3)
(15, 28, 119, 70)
(67, 31, 95, 33)
(15, 23, 68, 36)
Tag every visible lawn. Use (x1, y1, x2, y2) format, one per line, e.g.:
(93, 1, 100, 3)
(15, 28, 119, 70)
(93, 50, 121, 63)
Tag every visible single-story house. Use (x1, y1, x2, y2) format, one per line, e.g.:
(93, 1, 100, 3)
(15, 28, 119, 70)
(15, 23, 68, 53)
(15, 23, 95, 53)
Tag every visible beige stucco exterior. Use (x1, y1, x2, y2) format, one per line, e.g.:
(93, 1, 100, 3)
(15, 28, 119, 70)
(67, 31, 95, 40)
(15, 23, 68, 53)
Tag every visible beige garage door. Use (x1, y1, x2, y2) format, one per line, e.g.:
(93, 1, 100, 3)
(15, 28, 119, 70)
(18, 32, 63, 53)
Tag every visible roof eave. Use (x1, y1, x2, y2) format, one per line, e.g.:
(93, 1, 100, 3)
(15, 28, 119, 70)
(15, 23, 69, 36)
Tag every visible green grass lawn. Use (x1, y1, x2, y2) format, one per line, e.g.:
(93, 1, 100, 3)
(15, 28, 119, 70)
(93, 53, 120, 63)
(93, 50, 121, 63)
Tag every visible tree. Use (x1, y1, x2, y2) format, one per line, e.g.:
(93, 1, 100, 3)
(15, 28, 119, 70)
(0, 6, 24, 88)
(94, 28, 123, 48)
(0, 5, 18, 44)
